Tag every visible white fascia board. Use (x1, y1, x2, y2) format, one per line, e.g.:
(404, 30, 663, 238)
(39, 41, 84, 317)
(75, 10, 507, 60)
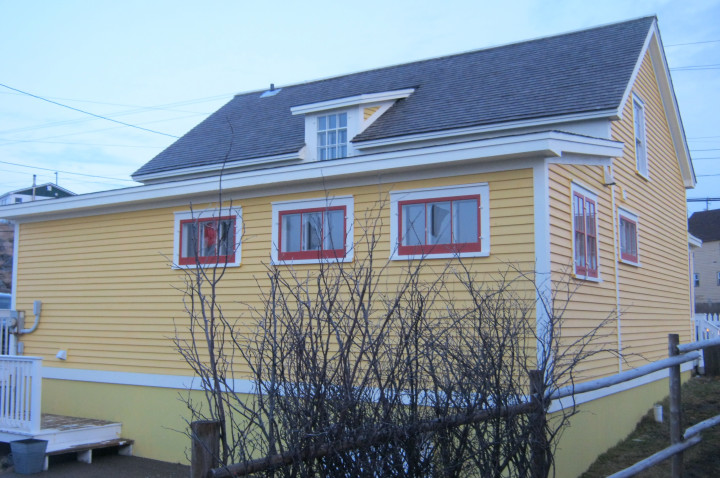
(688, 233, 702, 249)
(290, 88, 415, 115)
(353, 109, 618, 150)
(133, 152, 301, 184)
(0, 131, 622, 223)
(618, 20, 695, 189)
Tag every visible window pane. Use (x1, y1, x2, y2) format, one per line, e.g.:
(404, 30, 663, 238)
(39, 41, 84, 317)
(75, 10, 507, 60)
(318, 132, 326, 146)
(218, 219, 234, 256)
(338, 112, 347, 128)
(324, 209, 344, 250)
(328, 130, 336, 146)
(402, 203, 425, 246)
(574, 196, 585, 232)
(182, 222, 197, 259)
(328, 146, 337, 160)
(575, 231, 586, 268)
(319, 147, 327, 161)
(338, 129, 347, 144)
(339, 145, 347, 158)
(585, 201, 596, 236)
(318, 116, 326, 131)
(201, 222, 218, 257)
(328, 114, 336, 129)
(303, 212, 322, 251)
(428, 201, 451, 245)
(453, 199, 478, 243)
(282, 214, 301, 252)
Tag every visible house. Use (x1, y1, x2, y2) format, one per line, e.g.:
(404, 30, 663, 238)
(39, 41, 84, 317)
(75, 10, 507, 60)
(0, 183, 75, 293)
(689, 209, 720, 307)
(0, 16, 696, 477)
(0, 182, 75, 206)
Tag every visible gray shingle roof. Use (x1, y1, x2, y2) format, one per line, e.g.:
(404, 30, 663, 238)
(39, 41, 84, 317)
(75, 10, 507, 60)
(689, 209, 720, 242)
(133, 16, 655, 179)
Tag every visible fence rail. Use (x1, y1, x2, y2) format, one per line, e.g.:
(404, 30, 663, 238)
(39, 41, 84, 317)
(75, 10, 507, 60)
(0, 356, 43, 433)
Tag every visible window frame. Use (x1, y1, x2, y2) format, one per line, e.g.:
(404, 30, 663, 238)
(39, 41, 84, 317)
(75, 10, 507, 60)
(316, 112, 348, 161)
(571, 184, 600, 280)
(618, 208, 640, 266)
(173, 208, 242, 268)
(694, 273, 700, 288)
(717, 272, 720, 287)
(271, 196, 354, 264)
(390, 184, 490, 260)
(633, 94, 649, 179)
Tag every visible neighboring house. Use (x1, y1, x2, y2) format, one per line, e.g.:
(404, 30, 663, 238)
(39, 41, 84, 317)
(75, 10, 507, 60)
(688, 209, 720, 307)
(0, 17, 696, 477)
(0, 182, 75, 206)
(0, 183, 75, 293)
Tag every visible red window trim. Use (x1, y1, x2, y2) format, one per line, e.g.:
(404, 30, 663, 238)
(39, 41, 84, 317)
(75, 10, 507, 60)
(619, 214, 639, 263)
(277, 205, 346, 261)
(573, 192, 598, 278)
(178, 216, 236, 266)
(397, 194, 481, 256)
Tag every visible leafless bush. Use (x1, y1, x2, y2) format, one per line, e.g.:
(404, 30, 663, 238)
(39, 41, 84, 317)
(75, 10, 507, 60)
(175, 201, 614, 478)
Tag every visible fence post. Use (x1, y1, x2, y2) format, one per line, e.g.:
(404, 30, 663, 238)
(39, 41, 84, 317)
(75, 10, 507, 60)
(529, 370, 549, 478)
(191, 420, 220, 478)
(668, 334, 682, 478)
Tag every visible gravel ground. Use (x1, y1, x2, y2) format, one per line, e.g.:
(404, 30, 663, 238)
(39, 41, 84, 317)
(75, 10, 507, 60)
(1, 449, 189, 477)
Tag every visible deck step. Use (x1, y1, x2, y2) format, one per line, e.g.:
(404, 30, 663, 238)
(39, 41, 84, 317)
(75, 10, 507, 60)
(44, 438, 134, 470)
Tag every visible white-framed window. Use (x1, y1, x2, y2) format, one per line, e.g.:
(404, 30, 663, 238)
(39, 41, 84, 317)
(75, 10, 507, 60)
(717, 272, 720, 286)
(390, 183, 490, 260)
(317, 112, 348, 160)
(618, 208, 639, 266)
(173, 208, 242, 268)
(271, 196, 354, 264)
(694, 273, 700, 288)
(633, 95, 648, 178)
(572, 184, 599, 280)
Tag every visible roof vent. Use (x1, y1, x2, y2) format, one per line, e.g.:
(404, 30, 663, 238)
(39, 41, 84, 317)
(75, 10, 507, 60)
(260, 83, 281, 98)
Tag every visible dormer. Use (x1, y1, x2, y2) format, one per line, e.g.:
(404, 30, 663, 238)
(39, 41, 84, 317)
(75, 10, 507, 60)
(291, 88, 414, 161)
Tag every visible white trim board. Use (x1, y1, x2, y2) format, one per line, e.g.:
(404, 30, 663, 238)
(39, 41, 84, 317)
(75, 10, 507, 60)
(42, 360, 694, 411)
(1, 131, 622, 224)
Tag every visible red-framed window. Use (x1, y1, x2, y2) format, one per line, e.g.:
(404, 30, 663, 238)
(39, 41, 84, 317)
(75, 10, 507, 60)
(619, 213, 638, 264)
(573, 192, 598, 278)
(278, 206, 346, 260)
(179, 216, 236, 266)
(397, 195, 481, 256)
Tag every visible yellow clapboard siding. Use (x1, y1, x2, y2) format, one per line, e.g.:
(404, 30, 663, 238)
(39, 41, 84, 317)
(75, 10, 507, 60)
(16, 171, 537, 376)
(547, 51, 691, 377)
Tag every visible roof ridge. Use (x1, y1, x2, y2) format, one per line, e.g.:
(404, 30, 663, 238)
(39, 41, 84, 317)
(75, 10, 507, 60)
(232, 16, 656, 99)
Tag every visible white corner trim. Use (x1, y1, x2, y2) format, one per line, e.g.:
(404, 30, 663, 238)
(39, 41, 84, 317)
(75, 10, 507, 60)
(533, 161, 552, 366)
(290, 89, 415, 115)
(11, 222, 18, 310)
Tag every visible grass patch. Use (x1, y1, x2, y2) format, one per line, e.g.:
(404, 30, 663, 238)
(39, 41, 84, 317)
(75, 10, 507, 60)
(581, 375, 720, 477)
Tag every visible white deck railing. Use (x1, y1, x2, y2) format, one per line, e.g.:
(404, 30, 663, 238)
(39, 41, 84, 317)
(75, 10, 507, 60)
(0, 356, 43, 433)
(694, 313, 720, 341)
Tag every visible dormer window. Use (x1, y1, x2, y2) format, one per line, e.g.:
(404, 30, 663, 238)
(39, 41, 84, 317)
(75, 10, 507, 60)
(291, 88, 415, 162)
(318, 112, 348, 160)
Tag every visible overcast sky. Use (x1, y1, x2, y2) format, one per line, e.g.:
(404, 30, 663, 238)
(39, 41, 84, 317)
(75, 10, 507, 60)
(1, 0, 718, 215)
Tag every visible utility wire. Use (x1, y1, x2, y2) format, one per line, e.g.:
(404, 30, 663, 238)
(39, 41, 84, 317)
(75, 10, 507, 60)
(0, 82, 180, 139)
(666, 39, 720, 47)
(0, 159, 136, 182)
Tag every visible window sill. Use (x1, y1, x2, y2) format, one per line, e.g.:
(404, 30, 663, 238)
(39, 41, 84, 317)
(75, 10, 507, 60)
(619, 258, 641, 267)
(574, 273, 603, 283)
(390, 250, 489, 261)
(635, 170, 650, 181)
(172, 261, 241, 270)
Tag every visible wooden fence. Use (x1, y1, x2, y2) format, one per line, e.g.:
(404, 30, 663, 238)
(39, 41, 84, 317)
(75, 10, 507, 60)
(191, 334, 720, 478)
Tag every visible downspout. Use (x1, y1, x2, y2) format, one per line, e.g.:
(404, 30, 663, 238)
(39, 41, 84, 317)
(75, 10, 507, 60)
(608, 171, 623, 373)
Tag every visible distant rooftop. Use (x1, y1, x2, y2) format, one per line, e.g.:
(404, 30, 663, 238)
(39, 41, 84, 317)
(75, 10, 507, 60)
(689, 209, 720, 242)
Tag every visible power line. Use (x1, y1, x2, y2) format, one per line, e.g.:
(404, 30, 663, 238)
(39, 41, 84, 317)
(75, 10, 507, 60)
(666, 39, 720, 47)
(0, 159, 136, 182)
(0, 82, 180, 139)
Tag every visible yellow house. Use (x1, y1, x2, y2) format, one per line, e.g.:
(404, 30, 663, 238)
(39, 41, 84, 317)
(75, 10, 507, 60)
(0, 16, 696, 477)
